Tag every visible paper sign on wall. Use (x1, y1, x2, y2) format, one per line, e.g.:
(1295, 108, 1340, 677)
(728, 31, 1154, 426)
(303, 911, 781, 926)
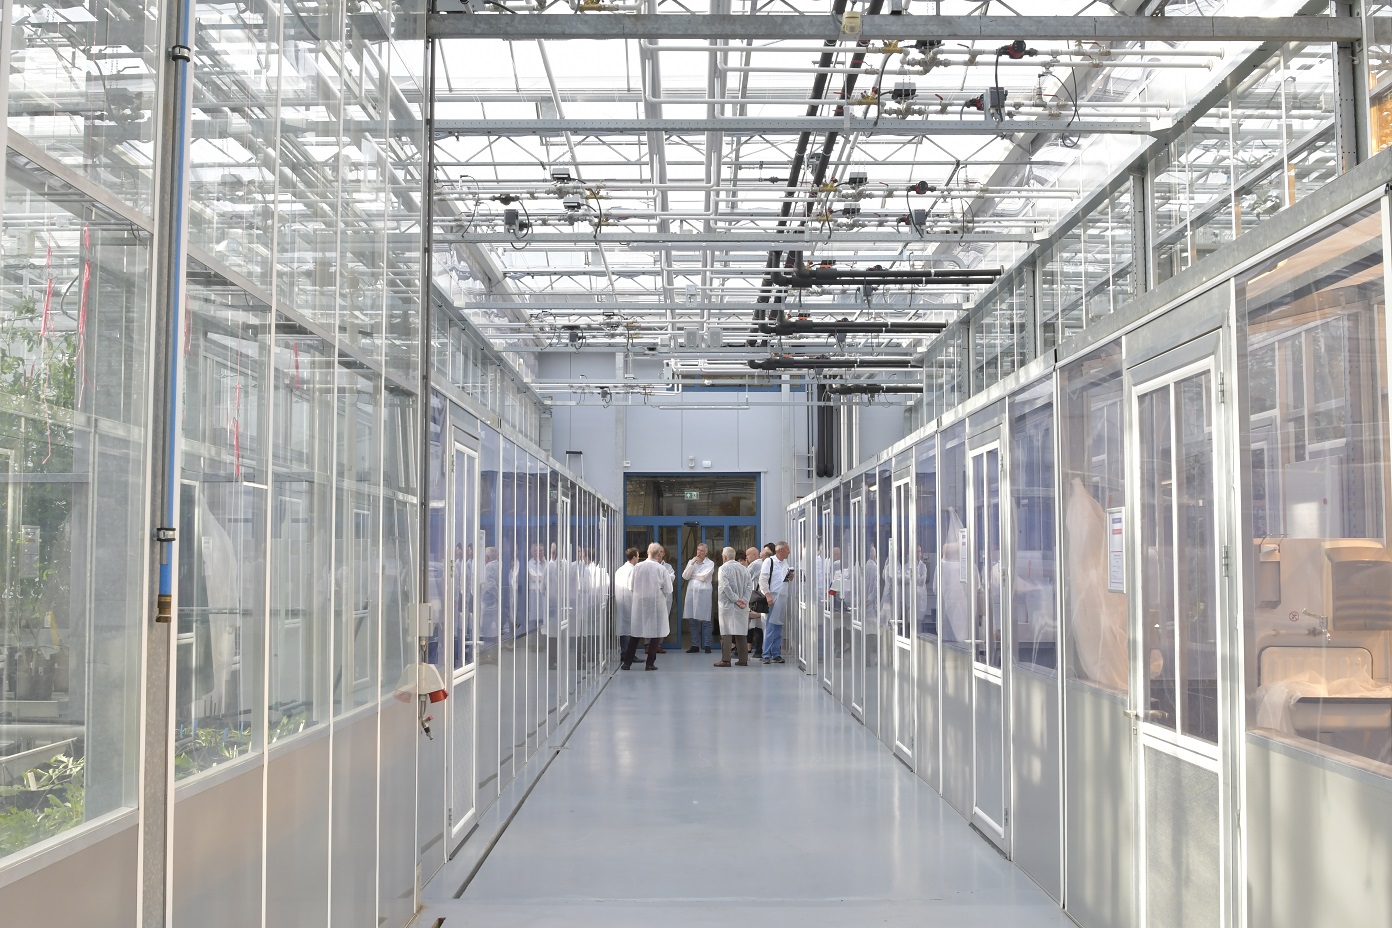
(1107, 507, 1125, 593)
(958, 527, 968, 582)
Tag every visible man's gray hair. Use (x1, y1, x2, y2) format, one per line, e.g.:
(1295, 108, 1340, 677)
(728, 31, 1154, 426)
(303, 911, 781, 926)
(722, 546, 736, 560)
(646, 542, 663, 557)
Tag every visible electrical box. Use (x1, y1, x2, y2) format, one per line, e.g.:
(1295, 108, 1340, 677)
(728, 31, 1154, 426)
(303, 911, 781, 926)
(847, 171, 868, 187)
(987, 86, 1008, 118)
(550, 167, 572, 183)
(891, 81, 917, 102)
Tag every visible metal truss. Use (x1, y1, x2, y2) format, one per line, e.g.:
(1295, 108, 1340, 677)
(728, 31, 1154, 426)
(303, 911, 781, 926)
(433, 117, 1151, 137)
(427, 13, 1367, 43)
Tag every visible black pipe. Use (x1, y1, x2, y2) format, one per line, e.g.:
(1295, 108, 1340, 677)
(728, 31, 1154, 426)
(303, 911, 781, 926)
(824, 384, 924, 395)
(752, 0, 884, 337)
(748, 357, 916, 370)
(750, 0, 850, 337)
(769, 271, 999, 290)
(758, 319, 948, 335)
(814, 383, 837, 478)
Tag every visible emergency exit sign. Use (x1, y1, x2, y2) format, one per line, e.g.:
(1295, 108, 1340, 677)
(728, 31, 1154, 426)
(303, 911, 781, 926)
(684, 490, 700, 500)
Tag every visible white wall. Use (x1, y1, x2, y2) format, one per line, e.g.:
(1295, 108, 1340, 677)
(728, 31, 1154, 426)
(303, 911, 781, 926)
(540, 351, 810, 545)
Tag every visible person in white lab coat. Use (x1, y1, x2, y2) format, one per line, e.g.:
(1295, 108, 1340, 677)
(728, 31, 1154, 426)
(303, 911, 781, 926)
(714, 547, 752, 666)
(614, 547, 639, 657)
(682, 543, 716, 653)
(622, 543, 673, 671)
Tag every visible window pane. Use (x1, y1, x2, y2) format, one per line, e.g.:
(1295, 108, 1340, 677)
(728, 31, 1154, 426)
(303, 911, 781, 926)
(1239, 205, 1392, 775)
(1059, 342, 1129, 695)
(1011, 380, 1058, 673)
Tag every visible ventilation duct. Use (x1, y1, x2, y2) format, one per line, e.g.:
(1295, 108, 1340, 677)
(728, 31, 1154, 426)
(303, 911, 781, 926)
(815, 383, 838, 479)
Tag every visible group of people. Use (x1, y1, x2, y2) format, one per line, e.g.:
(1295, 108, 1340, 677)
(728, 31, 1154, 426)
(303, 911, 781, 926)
(614, 541, 794, 671)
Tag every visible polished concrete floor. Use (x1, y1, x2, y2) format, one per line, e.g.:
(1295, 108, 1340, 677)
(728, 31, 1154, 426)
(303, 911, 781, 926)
(418, 653, 1072, 928)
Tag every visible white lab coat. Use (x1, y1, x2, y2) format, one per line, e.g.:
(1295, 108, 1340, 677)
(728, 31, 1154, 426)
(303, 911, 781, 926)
(613, 560, 635, 637)
(681, 557, 715, 620)
(717, 560, 752, 636)
(629, 558, 673, 640)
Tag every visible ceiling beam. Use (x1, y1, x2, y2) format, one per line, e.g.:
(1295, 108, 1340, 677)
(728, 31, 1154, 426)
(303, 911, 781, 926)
(434, 231, 1037, 244)
(433, 116, 1149, 137)
(427, 12, 1362, 43)
(456, 299, 962, 313)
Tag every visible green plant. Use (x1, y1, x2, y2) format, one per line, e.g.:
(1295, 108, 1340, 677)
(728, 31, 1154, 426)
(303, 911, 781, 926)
(0, 753, 85, 858)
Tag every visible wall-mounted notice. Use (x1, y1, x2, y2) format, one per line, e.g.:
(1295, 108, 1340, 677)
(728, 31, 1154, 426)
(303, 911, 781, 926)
(958, 527, 968, 582)
(1107, 507, 1125, 593)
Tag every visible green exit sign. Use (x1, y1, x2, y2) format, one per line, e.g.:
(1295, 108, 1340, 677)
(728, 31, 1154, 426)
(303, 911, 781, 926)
(684, 490, 700, 501)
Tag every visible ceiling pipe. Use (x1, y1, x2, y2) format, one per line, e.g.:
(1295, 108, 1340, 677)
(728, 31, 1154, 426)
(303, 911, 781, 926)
(824, 383, 925, 395)
(769, 267, 1000, 289)
(757, 319, 949, 335)
(747, 357, 916, 371)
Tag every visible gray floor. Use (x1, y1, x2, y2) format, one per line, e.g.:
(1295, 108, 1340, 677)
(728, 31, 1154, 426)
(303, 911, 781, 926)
(418, 653, 1072, 928)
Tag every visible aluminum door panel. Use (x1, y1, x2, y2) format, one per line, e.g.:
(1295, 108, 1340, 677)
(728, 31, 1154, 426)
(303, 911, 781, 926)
(267, 735, 331, 928)
(1245, 736, 1392, 928)
(0, 822, 138, 926)
(1011, 667, 1062, 902)
(1064, 681, 1135, 928)
(878, 629, 894, 747)
(941, 644, 974, 816)
(173, 765, 263, 928)
(1144, 746, 1220, 928)
(331, 713, 379, 928)
(915, 636, 940, 789)
(973, 674, 1007, 830)
(379, 698, 418, 928)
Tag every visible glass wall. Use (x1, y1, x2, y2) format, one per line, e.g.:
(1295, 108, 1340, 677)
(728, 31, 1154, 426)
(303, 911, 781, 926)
(915, 437, 938, 639)
(1238, 204, 1392, 773)
(938, 423, 969, 651)
(1009, 379, 1058, 673)
(1058, 342, 1129, 695)
(0, 163, 151, 857)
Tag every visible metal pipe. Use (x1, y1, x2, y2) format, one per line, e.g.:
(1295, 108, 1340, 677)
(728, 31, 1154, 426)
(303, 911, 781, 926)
(824, 383, 925, 395)
(758, 319, 949, 335)
(747, 357, 916, 370)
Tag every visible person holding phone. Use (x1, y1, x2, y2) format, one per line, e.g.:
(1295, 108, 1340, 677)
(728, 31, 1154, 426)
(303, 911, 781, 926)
(758, 541, 794, 664)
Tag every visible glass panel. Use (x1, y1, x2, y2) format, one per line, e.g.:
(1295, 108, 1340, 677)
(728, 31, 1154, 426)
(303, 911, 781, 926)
(624, 475, 757, 516)
(1238, 205, 1392, 775)
(175, 262, 271, 778)
(269, 327, 335, 741)
(7, 0, 161, 213)
(938, 424, 969, 650)
(456, 448, 477, 671)
(0, 176, 150, 858)
(1060, 343, 1129, 695)
(333, 369, 381, 715)
(1176, 372, 1217, 743)
(1139, 385, 1178, 732)
(916, 437, 938, 639)
(1010, 381, 1058, 673)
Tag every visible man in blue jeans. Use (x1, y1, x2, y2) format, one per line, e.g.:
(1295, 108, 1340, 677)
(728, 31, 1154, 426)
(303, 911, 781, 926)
(758, 541, 794, 664)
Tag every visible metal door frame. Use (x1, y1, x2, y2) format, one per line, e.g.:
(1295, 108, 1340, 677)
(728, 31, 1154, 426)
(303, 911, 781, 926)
(447, 434, 480, 845)
(892, 472, 916, 764)
(967, 434, 1011, 852)
(796, 509, 812, 672)
(849, 491, 865, 720)
(557, 492, 572, 715)
(820, 502, 834, 692)
(1124, 331, 1237, 928)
